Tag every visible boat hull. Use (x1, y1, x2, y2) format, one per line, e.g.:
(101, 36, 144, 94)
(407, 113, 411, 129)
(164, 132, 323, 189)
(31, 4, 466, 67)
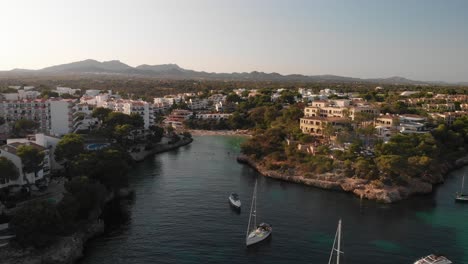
(228, 197, 241, 209)
(414, 254, 452, 264)
(246, 225, 272, 246)
(455, 197, 468, 203)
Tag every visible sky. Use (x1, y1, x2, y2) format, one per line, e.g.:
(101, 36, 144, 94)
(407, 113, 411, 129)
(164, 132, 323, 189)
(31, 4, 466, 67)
(0, 0, 467, 82)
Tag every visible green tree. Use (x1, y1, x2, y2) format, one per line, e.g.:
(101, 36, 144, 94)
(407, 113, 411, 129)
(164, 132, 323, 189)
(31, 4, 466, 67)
(16, 145, 45, 184)
(55, 134, 85, 173)
(12, 119, 38, 136)
(114, 124, 134, 144)
(375, 155, 406, 178)
(64, 176, 107, 219)
(226, 93, 242, 103)
(56, 193, 79, 231)
(40, 90, 59, 99)
(149, 125, 164, 142)
(353, 157, 378, 180)
(0, 157, 19, 184)
(92, 107, 113, 122)
(10, 200, 64, 248)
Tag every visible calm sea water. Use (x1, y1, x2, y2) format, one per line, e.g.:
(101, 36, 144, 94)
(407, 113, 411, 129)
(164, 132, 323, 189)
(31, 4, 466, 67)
(80, 136, 468, 264)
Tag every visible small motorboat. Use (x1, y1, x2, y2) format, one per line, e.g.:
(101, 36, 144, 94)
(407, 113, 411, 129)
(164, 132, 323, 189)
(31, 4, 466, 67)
(229, 193, 241, 209)
(414, 254, 452, 264)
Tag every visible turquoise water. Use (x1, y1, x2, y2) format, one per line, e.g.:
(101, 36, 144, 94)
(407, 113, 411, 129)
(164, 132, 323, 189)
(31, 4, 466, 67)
(80, 136, 468, 264)
(86, 143, 110, 151)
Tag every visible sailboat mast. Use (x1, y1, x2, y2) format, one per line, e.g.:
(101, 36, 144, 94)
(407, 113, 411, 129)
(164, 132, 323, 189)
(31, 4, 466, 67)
(254, 180, 257, 228)
(328, 219, 343, 264)
(462, 174, 465, 194)
(337, 219, 342, 264)
(246, 180, 258, 238)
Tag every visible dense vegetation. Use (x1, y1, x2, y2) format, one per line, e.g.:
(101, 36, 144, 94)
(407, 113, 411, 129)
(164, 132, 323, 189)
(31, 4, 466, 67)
(1, 76, 466, 102)
(234, 89, 468, 186)
(241, 105, 468, 187)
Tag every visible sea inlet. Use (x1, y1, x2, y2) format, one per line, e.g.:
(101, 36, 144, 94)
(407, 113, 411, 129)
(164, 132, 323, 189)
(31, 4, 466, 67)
(80, 136, 468, 264)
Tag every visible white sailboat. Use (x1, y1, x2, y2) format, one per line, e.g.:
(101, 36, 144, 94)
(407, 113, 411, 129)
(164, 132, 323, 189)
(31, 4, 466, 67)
(455, 173, 468, 202)
(246, 179, 272, 246)
(414, 254, 452, 264)
(328, 219, 343, 264)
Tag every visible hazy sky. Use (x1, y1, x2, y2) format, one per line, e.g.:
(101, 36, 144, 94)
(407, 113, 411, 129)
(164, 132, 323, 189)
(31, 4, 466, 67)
(1, 0, 468, 82)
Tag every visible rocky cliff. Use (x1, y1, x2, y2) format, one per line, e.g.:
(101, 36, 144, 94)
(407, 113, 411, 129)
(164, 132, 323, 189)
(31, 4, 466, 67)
(237, 154, 468, 203)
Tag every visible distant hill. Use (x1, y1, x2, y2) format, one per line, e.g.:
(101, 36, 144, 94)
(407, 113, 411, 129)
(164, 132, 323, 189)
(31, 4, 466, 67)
(136, 64, 184, 72)
(41, 59, 133, 73)
(0, 59, 460, 85)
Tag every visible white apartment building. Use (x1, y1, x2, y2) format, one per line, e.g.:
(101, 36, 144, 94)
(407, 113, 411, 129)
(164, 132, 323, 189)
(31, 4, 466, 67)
(207, 94, 226, 104)
(0, 142, 50, 189)
(188, 98, 209, 110)
(54, 87, 80, 96)
(73, 103, 98, 133)
(34, 133, 63, 172)
(122, 100, 154, 129)
(49, 99, 76, 136)
(1, 90, 40, 101)
(0, 99, 51, 133)
(195, 113, 232, 120)
(9, 86, 35, 91)
(85, 89, 102, 97)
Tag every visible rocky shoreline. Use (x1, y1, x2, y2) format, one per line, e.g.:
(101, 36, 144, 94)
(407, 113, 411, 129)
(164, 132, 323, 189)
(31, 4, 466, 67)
(0, 138, 193, 264)
(0, 187, 135, 264)
(237, 154, 468, 203)
(188, 129, 251, 136)
(0, 220, 104, 264)
(130, 137, 193, 161)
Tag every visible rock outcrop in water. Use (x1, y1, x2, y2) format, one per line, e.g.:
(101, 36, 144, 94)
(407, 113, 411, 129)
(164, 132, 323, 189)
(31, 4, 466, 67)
(237, 154, 468, 203)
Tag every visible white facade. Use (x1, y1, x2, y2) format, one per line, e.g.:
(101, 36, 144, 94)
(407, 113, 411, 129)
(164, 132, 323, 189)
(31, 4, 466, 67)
(54, 87, 80, 96)
(0, 99, 51, 133)
(85, 89, 101, 96)
(0, 142, 50, 189)
(49, 99, 76, 136)
(188, 98, 208, 110)
(0, 98, 78, 136)
(195, 113, 232, 120)
(34, 133, 63, 171)
(122, 101, 154, 129)
(1, 90, 40, 101)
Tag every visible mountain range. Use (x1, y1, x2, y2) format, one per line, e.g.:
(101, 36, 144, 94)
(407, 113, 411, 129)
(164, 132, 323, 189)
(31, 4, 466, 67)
(3, 59, 463, 85)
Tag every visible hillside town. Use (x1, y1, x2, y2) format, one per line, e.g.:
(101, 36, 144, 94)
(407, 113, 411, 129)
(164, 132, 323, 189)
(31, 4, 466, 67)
(1, 85, 467, 191)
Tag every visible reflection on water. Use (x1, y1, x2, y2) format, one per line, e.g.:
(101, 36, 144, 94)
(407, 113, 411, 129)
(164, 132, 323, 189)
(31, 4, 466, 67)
(81, 136, 468, 264)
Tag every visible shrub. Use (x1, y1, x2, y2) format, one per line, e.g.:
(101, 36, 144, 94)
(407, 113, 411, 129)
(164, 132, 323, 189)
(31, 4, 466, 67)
(10, 200, 64, 248)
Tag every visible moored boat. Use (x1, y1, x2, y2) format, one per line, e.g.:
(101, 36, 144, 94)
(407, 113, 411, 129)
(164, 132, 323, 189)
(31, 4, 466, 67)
(414, 254, 452, 264)
(229, 193, 241, 208)
(246, 179, 272, 246)
(455, 173, 468, 203)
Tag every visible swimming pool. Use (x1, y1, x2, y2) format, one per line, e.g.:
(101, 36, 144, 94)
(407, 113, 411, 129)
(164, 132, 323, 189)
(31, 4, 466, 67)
(86, 143, 110, 151)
